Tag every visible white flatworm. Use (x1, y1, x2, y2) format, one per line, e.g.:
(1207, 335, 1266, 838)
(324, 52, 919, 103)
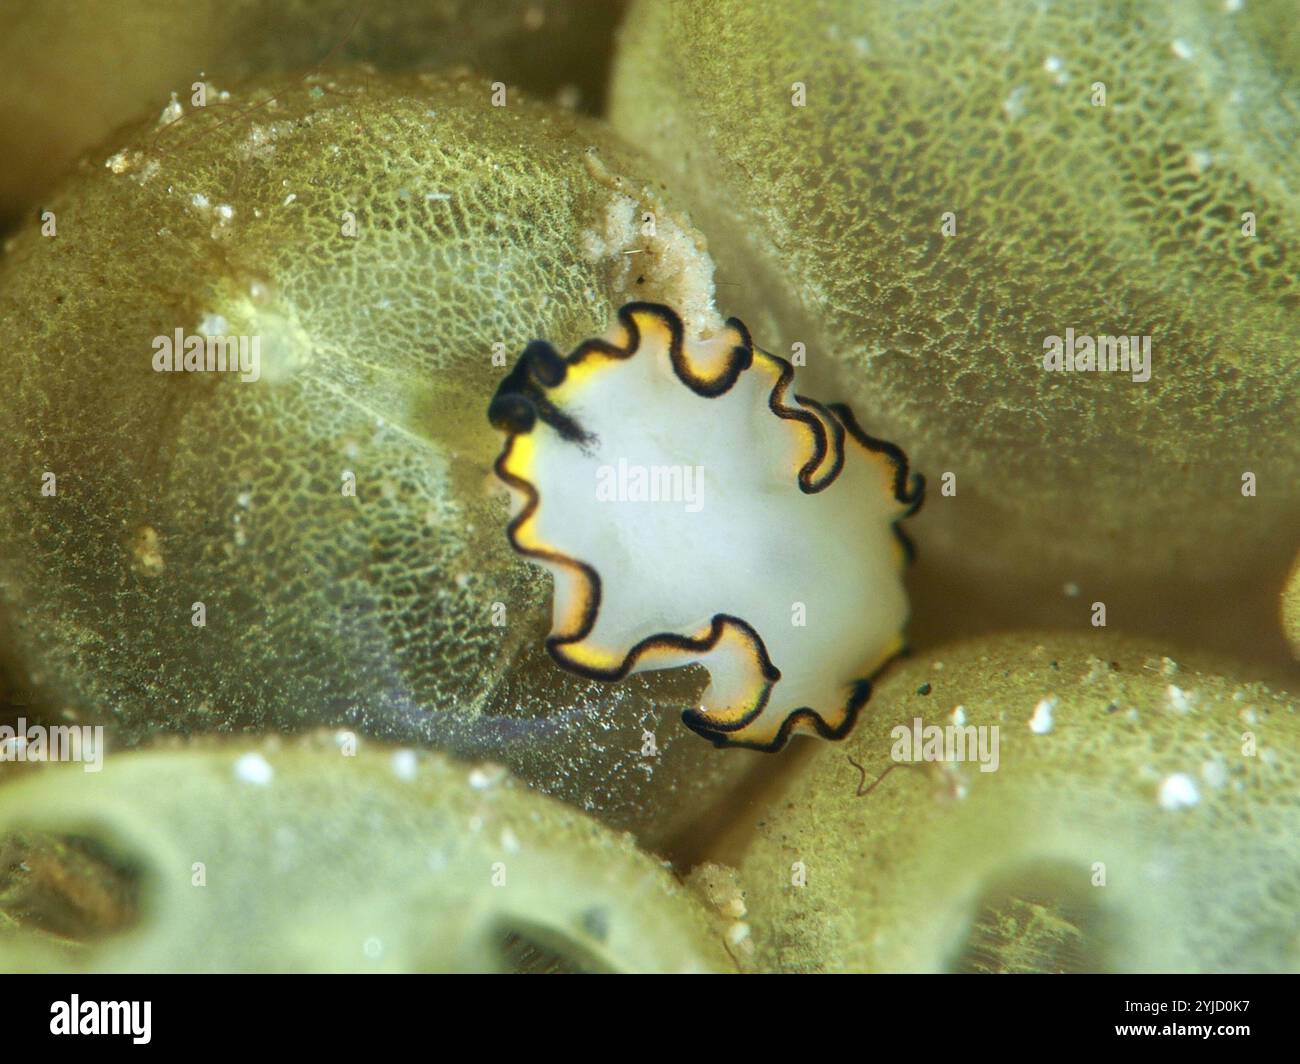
(488, 303, 922, 752)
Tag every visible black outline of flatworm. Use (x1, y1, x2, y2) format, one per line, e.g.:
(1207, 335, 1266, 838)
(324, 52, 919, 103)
(487, 302, 924, 752)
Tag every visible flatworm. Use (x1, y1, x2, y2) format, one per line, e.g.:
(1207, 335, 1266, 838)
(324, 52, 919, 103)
(488, 303, 923, 752)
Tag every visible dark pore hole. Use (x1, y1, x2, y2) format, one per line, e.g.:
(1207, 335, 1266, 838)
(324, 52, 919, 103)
(494, 915, 619, 975)
(947, 860, 1119, 974)
(0, 831, 145, 942)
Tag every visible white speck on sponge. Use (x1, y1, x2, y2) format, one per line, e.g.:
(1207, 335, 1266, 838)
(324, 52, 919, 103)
(1042, 55, 1068, 85)
(234, 752, 274, 786)
(1158, 773, 1200, 810)
(469, 763, 507, 790)
(1029, 696, 1057, 734)
(1201, 758, 1228, 789)
(157, 93, 184, 128)
(391, 749, 418, 781)
(1166, 685, 1194, 714)
(1002, 85, 1028, 120)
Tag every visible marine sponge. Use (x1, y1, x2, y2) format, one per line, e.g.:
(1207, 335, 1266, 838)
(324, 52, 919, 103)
(610, 0, 1300, 660)
(0, 0, 627, 227)
(1283, 550, 1300, 661)
(725, 631, 1300, 972)
(0, 736, 729, 972)
(0, 68, 754, 844)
